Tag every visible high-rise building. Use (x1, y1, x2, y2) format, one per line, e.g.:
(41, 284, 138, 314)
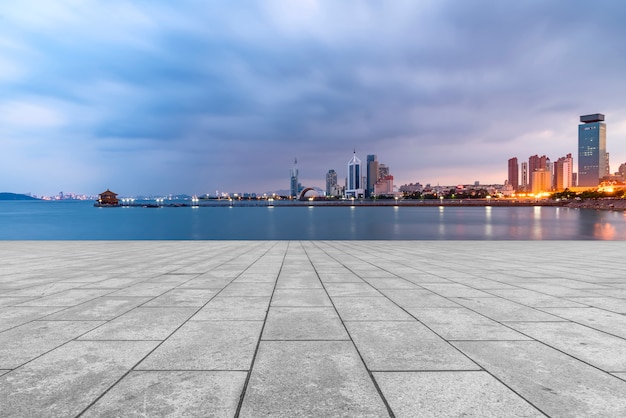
(528, 155, 548, 191)
(378, 164, 389, 179)
(346, 151, 364, 198)
(366, 155, 379, 198)
(508, 157, 519, 191)
(290, 158, 299, 197)
(554, 153, 573, 191)
(521, 162, 528, 191)
(326, 169, 338, 196)
(531, 169, 551, 194)
(578, 113, 607, 187)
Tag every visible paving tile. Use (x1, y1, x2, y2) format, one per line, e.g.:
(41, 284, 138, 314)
(239, 341, 389, 417)
(452, 297, 566, 322)
(408, 307, 530, 340)
(80, 277, 146, 289)
(380, 289, 460, 308)
(0, 320, 104, 369)
(109, 282, 174, 297)
(138, 320, 262, 370)
(80, 307, 196, 340)
(275, 276, 324, 289)
(178, 276, 233, 288)
(0, 297, 36, 307)
(0, 306, 64, 332)
(419, 283, 494, 298)
(361, 277, 419, 289)
(219, 282, 275, 296)
(46, 296, 150, 320)
(0, 340, 158, 418)
(262, 307, 348, 340)
(562, 296, 626, 313)
(192, 296, 270, 320)
(332, 296, 413, 321)
(540, 307, 626, 339)
(453, 340, 626, 417)
(5, 282, 78, 297)
(16, 288, 113, 307)
(346, 321, 479, 371)
(0, 370, 9, 377)
(143, 289, 218, 307)
(324, 282, 382, 297)
(484, 288, 586, 308)
(375, 371, 542, 417)
(271, 289, 332, 307)
(81, 371, 247, 417)
(316, 271, 364, 283)
(507, 321, 626, 371)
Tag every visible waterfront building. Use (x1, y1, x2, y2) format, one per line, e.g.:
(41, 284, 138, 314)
(366, 155, 379, 198)
(374, 175, 394, 196)
(531, 169, 551, 194)
(554, 154, 573, 191)
(521, 162, 528, 191)
(508, 157, 519, 191)
(528, 155, 549, 191)
(326, 169, 338, 196)
(378, 164, 390, 179)
(346, 151, 364, 198)
(399, 183, 423, 194)
(578, 113, 607, 187)
(290, 158, 299, 198)
(97, 189, 119, 206)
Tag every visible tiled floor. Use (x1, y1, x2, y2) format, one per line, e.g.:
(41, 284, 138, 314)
(1, 241, 626, 417)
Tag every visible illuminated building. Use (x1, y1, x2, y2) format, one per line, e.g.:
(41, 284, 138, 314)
(531, 169, 551, 194)
(578, 113, 607, 187)
(554, 154, 573, 191)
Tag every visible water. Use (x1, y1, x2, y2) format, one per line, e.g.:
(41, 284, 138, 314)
(1, 200, 626, 240)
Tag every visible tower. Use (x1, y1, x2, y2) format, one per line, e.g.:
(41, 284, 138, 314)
(290, 158, 299, 198)
(578, 113, 606, 187)
(346, 150, 363, 198)
(326, 169, 338, 196)
(508, 157, 519, 191)
(366, 155, 379, 198)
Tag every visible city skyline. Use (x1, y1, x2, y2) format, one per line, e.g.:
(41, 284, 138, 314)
(2, 1, 626, 196)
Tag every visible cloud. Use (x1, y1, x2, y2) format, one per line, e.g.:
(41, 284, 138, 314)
(1, 1, 626, 195)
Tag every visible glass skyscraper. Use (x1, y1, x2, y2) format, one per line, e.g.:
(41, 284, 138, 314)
(346, 151, 363, 198)
(578, 113, 606, 187)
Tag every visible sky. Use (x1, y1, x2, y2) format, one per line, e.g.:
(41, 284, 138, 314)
(1, 0, 626, 196)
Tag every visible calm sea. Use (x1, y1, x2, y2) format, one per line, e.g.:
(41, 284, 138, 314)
(1, 200, 626, 240)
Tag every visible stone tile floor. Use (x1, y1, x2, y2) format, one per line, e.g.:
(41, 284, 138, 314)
(1, 241, 626, 417)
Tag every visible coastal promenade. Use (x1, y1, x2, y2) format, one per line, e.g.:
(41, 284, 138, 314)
(1, 241, 626, 417)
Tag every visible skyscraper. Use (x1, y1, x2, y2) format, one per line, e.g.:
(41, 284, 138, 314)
(326, 169, 337, 196)
(290, 158, 299, 197)
(528, 155, 548, 191)
(366, 155, 379, 198)
(508, 157, 519, 191)
(521, 162, 528, 191)
(554, 154, 573, 191)
(578, 113, 607, 187)
(346, 151, 363, 198)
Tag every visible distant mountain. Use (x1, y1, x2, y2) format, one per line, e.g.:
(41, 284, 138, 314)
(0, 192, 39, 200)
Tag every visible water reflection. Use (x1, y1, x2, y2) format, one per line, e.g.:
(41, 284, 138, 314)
(484, 206, 493, 238)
